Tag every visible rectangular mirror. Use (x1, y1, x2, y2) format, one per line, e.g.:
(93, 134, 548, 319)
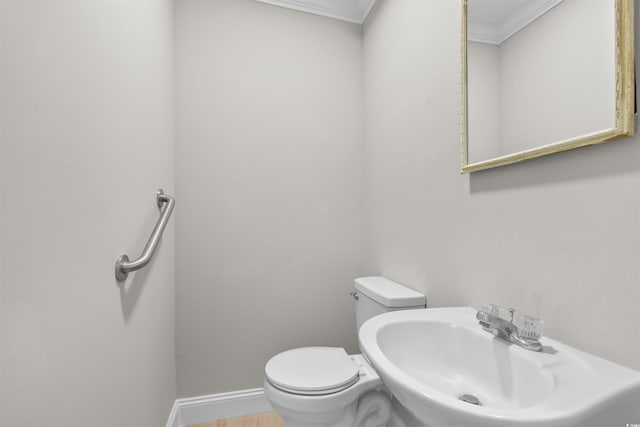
(461, 0, 635, 173)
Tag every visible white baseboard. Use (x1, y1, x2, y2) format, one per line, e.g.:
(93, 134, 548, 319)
(166, 388, 272, 427)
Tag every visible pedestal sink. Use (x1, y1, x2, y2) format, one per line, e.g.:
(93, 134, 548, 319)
(358, 307, 640, 427)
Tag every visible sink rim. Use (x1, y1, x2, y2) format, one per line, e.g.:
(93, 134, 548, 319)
(359, 306, 640, 424)
(372, 314, 557, 411)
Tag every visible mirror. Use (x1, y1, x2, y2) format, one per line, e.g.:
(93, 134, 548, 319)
(461, 0, 634, 173)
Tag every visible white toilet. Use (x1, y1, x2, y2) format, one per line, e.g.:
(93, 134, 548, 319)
(263, 276, 426, 427)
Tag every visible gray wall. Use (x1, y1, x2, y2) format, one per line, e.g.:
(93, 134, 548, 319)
(467, 41, 500, 162)
(174, 0, 364, 396)
(363, 0, 640, 371)
(0, 1, 176, 426)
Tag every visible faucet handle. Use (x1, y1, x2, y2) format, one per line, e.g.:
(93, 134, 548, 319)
(515, 314, 544, 342)
(480, 304, 514, 322)
(480, 303, 502, 316)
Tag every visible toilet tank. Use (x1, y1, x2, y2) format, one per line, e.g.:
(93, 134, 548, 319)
(353, 276, 426, 330)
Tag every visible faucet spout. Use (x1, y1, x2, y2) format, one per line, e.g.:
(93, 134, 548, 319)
(476, 308, 543, 352)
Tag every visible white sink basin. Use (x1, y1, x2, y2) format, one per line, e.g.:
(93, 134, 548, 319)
(359, 307, 640, 427)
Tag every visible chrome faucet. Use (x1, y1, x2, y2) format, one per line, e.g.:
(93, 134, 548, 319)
(476, 304, 543, 352)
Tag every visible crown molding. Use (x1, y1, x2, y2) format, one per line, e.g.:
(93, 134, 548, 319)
(256, 0, 377, 24)
(469, 0, 564, 45)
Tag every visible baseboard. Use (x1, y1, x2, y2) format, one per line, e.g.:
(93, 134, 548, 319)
(166, 388, 272, 427)
(166, 399, 180, 427)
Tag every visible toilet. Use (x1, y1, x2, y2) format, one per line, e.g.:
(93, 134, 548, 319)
(263, 276, 426, 427)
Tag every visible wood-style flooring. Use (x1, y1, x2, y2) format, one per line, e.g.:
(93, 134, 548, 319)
(188, 412, 283, 427)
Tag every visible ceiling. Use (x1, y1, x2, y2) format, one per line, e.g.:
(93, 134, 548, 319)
(468, 0, 564, 45)
(255, 0, 377, 24)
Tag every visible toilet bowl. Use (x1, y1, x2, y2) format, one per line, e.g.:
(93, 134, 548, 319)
(264, 348, 389, 427)
(263, 277, 426, 427)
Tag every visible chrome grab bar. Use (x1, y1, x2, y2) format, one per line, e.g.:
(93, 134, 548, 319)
(115, 189, 175, 281)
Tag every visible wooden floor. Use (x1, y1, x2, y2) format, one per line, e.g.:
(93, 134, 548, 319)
(188, 412, 283, 427)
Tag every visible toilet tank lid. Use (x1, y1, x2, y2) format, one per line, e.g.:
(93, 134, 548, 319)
(354, 276, 425, 308)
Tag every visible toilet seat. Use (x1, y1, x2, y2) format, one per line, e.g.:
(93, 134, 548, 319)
(265, 347, 360, 395)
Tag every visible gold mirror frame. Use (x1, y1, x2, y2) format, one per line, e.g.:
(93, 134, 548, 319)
(461, 0, 635, 173)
